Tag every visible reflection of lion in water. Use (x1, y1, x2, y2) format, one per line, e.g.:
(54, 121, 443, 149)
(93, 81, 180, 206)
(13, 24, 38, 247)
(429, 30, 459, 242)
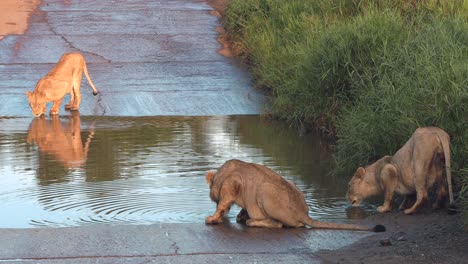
(347, 127, 453, 214)
(26, 53, 98, 117)
(26, 112, 94, 168)
(206, 159, 385, 232)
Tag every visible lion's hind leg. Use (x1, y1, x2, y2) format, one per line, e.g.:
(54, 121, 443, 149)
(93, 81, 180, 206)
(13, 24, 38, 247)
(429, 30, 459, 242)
(404, 187, 428, 214)
(433, 184, 447, 209)
(65, 92, 74, 110)
(246, 218, 283, 228)
(65, 87, 75, 110)
(68, 72, 83, 110)
(398, 196, 408, 210)
(398, 194, 416, 210)
(254, 183, 305, 228)
(68, 87, 81, 110)
(432, 170, 447, 209)
(405, 143, 436, 214)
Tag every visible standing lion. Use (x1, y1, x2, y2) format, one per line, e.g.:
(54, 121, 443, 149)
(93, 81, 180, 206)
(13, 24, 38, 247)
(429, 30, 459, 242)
(26, 53, 98, 117)
(347, 127, 453, 214)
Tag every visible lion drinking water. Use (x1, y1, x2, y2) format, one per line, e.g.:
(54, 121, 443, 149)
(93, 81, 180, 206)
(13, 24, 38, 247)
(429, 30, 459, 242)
(26, 53, 98, 117)
(347, 127, 453, 214)
(206, 159, 385, 232)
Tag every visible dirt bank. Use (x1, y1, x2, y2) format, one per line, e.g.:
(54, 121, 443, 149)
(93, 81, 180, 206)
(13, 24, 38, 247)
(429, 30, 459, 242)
(0, 0, 41, 40)
(205, 0, 227, 15)
(205, 0, 233, 57)
(317, 209, 467, 263)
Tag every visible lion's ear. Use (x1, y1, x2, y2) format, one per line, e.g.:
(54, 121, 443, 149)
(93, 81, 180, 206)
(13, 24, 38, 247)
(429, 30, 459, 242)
(26, 91, 32, 97)
(355, 167, 365, 179)
(206, 171, 216, 185)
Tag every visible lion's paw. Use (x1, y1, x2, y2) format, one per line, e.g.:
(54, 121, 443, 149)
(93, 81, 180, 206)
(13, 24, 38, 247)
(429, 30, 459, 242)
(205, 216, 222, 225)
(377, 206, 391, 213)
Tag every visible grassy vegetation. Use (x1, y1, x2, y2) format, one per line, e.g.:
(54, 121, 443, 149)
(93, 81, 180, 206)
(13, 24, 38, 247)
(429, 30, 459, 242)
(222, 0, 467, 216)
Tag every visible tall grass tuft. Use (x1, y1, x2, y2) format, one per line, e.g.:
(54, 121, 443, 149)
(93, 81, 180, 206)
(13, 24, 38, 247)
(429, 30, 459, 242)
(336, 16, 467, 173)
(223, 0, 468, 221)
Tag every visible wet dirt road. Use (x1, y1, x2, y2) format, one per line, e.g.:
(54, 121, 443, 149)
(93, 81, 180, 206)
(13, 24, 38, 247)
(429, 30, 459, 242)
(0, 223, 373, 264)
(0, 0, 264, 117)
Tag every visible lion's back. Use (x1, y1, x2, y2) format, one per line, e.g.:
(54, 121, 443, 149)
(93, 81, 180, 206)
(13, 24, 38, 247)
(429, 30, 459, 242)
(46, 53, 84, 79)
(393, 127, 449, 184)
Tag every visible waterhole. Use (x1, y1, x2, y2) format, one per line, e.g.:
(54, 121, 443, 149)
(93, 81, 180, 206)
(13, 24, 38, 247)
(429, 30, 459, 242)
(0, 114, 375, 228)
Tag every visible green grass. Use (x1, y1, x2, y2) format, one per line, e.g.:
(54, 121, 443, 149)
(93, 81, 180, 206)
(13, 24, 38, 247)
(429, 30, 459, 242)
(223, 0, 468, 221)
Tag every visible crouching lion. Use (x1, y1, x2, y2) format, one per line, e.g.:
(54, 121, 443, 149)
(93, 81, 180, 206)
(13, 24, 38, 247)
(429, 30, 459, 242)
(347, 127, 453, 215)
(206, 159, 385, 232)
(26, 53, 98, 117)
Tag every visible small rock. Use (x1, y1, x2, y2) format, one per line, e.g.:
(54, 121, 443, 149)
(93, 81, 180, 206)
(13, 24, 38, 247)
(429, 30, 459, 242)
(397, 236, 408, 241)
(391, 231, 408, 241)
(380, 239, 392, 246)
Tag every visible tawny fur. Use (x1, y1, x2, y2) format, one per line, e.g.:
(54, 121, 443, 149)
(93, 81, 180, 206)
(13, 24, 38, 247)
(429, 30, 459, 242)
(26, 53, 98, 117)
(347, 127, 453, 214)
(206, 159, 384, 232)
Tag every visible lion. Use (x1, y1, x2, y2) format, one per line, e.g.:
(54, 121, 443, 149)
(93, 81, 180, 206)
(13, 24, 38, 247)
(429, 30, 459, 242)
(26, 53, 98, 117)
(347, 127, 453, 215)
(205, 159, 385, 232)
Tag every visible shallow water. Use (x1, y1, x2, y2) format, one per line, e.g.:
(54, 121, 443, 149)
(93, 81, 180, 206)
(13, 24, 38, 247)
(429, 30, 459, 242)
(0, 114, 375, 228)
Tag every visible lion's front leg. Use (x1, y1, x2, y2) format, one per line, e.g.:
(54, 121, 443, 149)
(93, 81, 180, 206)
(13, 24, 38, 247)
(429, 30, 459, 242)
(206, 183, 238, 225)
(206, 197, 235, 225)
(40, 104, 47, 116)
(378, 164, 398, 213)
(377, 204, 392, 213)
(50, 99, 63, 115)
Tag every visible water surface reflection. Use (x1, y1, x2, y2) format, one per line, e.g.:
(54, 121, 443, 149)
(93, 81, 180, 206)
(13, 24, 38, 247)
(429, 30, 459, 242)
(26, 111, 94, 170)
(0, 115, 374, 228)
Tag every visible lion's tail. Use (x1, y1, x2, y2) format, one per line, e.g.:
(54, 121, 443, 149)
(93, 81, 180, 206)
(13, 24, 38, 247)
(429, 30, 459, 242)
(437, 131, 454, 207)
(303, 217, 385, 232)
(82, 58, 99, 96)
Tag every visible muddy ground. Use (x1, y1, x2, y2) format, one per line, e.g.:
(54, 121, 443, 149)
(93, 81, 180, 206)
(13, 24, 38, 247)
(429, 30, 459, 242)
(316, 209, 467, 264)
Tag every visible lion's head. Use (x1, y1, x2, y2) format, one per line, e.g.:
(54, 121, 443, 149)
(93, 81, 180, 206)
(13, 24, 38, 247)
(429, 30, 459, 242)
(346, 166, 380, 207)
(347, 167, 367, 206)
(26, 91, 45, 117)
(346, 156, 393, 207)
